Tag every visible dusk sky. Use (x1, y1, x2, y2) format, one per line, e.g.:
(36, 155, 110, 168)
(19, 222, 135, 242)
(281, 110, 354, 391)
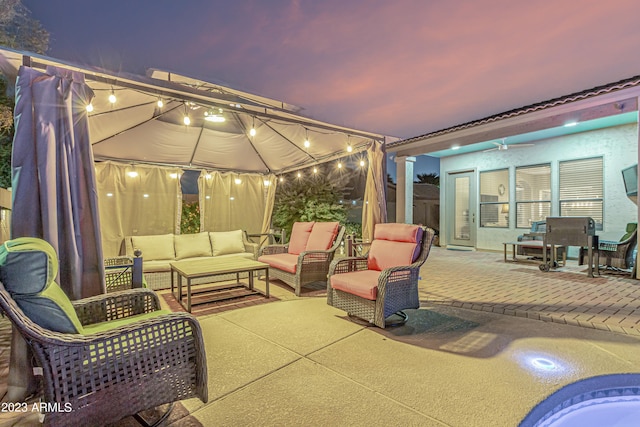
(22, 1, 640, 143)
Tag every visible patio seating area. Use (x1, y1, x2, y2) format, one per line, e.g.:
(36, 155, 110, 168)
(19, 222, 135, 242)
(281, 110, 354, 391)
(1, 246, 640, 426)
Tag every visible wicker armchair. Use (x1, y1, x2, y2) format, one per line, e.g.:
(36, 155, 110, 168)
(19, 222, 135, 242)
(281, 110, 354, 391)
(579, 223, 637, 271)
(259, 222, 346, 296)
(327, 224, 435, 328)
(0, 238, 207, 427)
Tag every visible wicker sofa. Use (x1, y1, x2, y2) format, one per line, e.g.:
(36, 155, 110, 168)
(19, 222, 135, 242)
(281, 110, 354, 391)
(121, 230, 259, 290)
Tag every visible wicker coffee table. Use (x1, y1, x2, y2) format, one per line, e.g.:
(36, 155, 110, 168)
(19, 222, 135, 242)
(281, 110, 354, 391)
(170, 258, 269, 312)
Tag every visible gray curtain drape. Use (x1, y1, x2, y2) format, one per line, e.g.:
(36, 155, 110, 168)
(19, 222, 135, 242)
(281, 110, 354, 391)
(362, 140, 388, 241)
(11, 65, 105, 300)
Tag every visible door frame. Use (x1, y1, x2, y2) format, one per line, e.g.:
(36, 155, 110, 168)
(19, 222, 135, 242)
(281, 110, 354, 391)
(446, 169, 477, 248)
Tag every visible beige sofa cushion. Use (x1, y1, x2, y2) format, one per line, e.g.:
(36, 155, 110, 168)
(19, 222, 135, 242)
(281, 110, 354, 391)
(210, 230, 245, 256)
(175, 232, 213, 260)
(131, 234, 175, 261)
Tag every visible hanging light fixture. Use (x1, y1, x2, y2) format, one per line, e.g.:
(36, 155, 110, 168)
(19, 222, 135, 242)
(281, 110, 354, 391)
(157, 98, 164, 108)
(360, 159, 366, 167)
(337, 161, 343, 169)
(204, 107, 225, 122)
(313, 167, 318, 174)
(85, 103, 94, 112)
(249, 117, 256, 137)
(346, 135, 353, 152)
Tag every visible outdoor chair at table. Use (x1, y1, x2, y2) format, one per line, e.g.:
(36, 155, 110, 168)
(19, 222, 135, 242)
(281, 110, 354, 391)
(103, 251, 145, 292)
(0, 237, 207, 427)
(327, 223, 435, 328)
(258, 221, 345, 296)
(579, 222, 638, 272)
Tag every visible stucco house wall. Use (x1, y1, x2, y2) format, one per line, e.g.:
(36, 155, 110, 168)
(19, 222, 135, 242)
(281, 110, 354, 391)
(439, 123, 638, 252)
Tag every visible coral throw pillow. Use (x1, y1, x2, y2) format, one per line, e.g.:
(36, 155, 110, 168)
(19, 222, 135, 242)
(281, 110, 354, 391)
(288, 222, 315, 255)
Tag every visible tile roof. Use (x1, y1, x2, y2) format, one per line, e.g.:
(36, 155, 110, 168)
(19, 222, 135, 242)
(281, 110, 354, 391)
(389, 74, 640, 148)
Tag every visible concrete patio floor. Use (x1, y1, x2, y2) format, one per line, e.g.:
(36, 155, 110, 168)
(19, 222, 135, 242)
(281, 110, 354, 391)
(1, 246, 640, 426)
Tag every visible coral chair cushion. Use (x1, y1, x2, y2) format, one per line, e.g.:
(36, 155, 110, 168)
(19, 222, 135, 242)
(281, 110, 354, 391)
(306, 222, 340, 251)
(0, 237, 84, 334)
(287, 222, 315, 255)
(367, 224, 423, 271)
(258, 253, 299, 273)
(374, 223, 423, 243)
(330, 270, 381, 300)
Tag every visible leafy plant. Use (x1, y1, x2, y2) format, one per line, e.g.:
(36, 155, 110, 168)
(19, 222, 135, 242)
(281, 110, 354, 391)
(180, 201, 200, 234)
(273, 171, 347, 240)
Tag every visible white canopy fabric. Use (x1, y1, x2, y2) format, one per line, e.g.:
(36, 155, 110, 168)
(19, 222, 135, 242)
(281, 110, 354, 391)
(0, 47, 386, 175)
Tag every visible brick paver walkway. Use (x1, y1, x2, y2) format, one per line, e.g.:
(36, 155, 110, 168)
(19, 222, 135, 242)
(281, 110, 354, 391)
(420, 247, 640, 335)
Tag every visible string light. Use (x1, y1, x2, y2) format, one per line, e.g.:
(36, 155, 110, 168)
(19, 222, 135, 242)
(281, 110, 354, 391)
(346, 135, 353, 152)
(157, 98, 164, 108)
(313, 167, 318, 174)
(279, 176, 284, 182)
(297, 172, 302, 178)
(108, 88, 116, 104)
(249, 117, 257, 137)
(85, 103, 94, 112)
(183, 103, 190, 125)
(304, 128, 310, 148)
(234, 178, 242, 184)
(337, 162, 342, 169)
(360, 159, 366, 167)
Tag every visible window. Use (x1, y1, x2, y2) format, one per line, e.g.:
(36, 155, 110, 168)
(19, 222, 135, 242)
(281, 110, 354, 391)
(559, 157, 603, 229)
(516, 164, 551, 228)
(479, 169, 509, 227)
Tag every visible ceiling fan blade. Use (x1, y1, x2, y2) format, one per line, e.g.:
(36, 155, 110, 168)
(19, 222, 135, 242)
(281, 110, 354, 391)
(507, 143, 535, 148)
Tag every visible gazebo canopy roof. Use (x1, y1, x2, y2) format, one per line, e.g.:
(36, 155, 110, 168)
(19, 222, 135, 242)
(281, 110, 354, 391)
(0, 47, 386, 174)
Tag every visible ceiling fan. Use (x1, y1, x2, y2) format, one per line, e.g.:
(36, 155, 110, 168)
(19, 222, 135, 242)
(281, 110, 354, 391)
(483, 138, 534, 152)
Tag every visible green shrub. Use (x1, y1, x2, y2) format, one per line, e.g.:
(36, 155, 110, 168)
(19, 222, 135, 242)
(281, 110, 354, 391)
(273, 172, 347, 240)
(181, 201, 200, 234)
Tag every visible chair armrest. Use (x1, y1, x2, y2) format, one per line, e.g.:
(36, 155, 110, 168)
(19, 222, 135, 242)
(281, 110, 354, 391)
(261, 244, 288, 256)
(328, 256, 369, 276)
(242, 230, 260, 259)
(32, 312, 208, 407)
(598, 239, 621, 252)
(73, 288, 161, 326)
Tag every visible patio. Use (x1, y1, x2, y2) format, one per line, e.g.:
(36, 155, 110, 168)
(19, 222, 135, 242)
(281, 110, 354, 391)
(1, 246, 639, 426)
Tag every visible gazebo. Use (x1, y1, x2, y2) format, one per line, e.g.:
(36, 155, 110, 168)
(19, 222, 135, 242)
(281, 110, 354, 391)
(0, 46, 390, 300)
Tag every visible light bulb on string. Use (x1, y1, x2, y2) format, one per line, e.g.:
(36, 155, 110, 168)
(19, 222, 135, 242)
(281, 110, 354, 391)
(337, 161, 342, 169)
(346, 135, 353, 152)
(183, 102, 190, 125)
(157, 98, 164, 108)
(360, 159, 366, 167)
(303, 128, 310, 148)
(85, 103, 94, 112)
(249, 117, 256, 137)
(313, 167, 318, 174)
(108, 88, 116, 104)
